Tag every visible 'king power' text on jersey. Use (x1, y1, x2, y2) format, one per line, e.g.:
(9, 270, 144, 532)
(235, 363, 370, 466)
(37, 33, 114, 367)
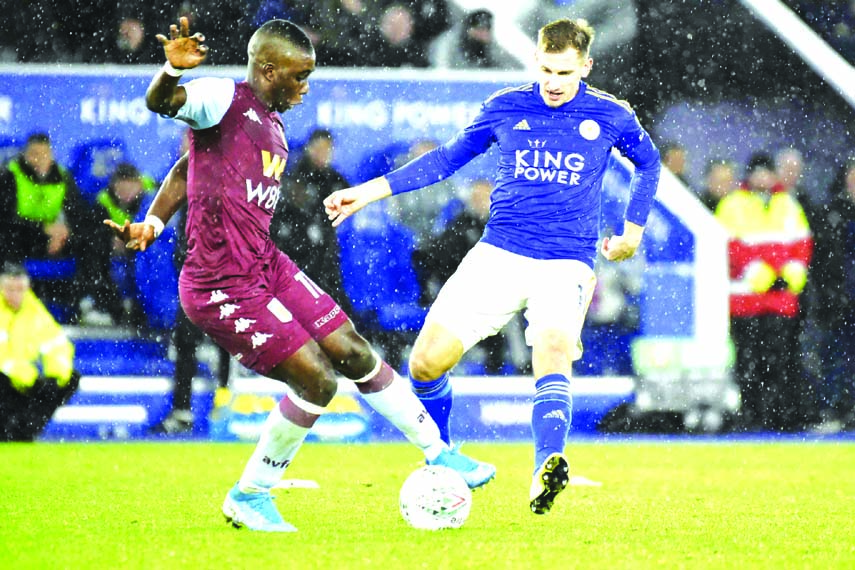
(177, 80, 289, 288)
(385, 81, 661, 267)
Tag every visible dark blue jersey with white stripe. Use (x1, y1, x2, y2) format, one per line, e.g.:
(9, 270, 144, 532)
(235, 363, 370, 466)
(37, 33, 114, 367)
(385, 81, 661, 267)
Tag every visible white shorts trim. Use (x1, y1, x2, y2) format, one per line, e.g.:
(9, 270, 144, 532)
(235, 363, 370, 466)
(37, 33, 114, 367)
(425, 242, 596, 360)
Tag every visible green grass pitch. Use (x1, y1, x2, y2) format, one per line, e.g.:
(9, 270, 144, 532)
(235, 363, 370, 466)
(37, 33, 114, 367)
(1, 441, 854, 569)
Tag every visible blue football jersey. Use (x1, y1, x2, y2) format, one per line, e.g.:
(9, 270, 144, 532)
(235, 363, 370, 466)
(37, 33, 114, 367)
(385, 81, 661, 267)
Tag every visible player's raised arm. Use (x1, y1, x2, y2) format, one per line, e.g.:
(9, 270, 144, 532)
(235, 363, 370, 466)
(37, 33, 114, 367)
(324, 177, 393, 227)
(104, 154, 189, 251)
(145, 16, 208, 116)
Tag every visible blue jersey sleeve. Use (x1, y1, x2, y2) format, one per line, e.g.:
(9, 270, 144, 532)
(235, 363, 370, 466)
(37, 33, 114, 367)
(614, 112, 661, 226)
(386, 105, 497, 195)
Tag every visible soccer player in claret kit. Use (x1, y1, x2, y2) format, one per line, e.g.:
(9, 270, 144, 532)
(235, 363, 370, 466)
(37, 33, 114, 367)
(105, 17, 494, 533)
(325, 18, 661, 515)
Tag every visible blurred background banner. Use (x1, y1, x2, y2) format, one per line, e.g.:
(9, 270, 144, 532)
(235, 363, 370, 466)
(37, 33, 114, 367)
(0, 66, 525, 186)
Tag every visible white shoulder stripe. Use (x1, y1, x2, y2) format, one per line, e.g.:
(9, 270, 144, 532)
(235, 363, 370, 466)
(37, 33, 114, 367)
(585, 87, 633, 113)
(486, 83, 533, 104)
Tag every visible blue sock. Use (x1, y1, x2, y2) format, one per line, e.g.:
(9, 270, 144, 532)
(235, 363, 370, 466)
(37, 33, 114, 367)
(410, 373, 452, 445)
(531, 373, 572, 471)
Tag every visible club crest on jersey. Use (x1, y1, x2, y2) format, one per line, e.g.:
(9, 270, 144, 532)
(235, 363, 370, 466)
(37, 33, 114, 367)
(579, 119, 600, 141)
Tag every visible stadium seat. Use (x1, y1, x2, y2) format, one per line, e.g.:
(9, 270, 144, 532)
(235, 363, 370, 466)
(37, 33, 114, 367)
(133, 194, 180, 331)
(431, 197, 465, 234)
(338, 204, 427, 333)
(352, 140, 413, 184)
(24, 257, 77, 280)
(23, 257, 78, 323)
(0, 136, 20, 166)
(72, 337, 172, 376)
(70, 138, 128, 202)
(133, 234, 179, 331)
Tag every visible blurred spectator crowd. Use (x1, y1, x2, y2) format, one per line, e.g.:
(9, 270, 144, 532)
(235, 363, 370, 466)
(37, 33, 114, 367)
(0, 0, 515, 70)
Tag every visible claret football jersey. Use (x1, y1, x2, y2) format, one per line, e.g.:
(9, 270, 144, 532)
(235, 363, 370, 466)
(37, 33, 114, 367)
(173, 78, 289, 287)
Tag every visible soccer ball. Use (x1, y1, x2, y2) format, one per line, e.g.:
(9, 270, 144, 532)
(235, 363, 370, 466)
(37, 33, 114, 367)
(399, 465, 472, 530)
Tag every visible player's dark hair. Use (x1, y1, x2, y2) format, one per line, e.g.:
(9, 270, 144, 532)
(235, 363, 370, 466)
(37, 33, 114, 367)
(307, 128, 333, 144)
(256, 19, 313, 53)
(26, 132, 51, 147)
(538, 19, 595, 56)
(109, 162, 141, 185)
(746, 152, 774, 174)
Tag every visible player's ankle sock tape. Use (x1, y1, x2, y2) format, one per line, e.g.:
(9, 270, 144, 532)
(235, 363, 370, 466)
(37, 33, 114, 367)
(353, 351, 383, 384)
(411, 373, 450, 398)
(354, 353, 394, 394)
(279, 393, 326, 427)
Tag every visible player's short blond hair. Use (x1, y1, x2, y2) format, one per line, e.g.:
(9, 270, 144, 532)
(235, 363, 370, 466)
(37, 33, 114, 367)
(537, 18, 595, 56)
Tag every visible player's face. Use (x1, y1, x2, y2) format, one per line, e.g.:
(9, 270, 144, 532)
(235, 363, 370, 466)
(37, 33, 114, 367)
(268, 48, 316, 113)
(535, 47, 592, 108)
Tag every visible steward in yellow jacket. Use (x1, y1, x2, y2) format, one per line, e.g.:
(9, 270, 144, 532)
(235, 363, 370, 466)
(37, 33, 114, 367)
(716, 184, 812, 318)
(0, 262, 79, 441)
(714, 153, 812, 432)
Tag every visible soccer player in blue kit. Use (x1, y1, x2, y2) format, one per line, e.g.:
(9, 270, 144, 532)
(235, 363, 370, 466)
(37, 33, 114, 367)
(325, 18, 661, 515)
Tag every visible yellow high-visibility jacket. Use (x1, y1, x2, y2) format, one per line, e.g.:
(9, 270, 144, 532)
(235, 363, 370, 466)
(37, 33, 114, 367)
(715, 188, 812, 318)
(0, 290, 74, 392)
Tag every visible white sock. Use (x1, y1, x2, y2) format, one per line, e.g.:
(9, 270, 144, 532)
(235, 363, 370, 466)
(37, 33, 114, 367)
(237, 406, 310, 493)
(360, 373, 447, 461)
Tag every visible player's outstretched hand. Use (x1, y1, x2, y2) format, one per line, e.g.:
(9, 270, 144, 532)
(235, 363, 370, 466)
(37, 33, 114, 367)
(156, 16, 208, 70)
(103, 220, 157, 252)
(324, 188, 366, 227)
(601, 221, 644, 262)
(324, 178, 393, 228)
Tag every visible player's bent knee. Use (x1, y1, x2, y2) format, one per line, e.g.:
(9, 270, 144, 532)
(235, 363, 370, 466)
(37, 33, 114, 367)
(319, 325, 375, 378)
(270, 345, 340, 406)
(315, 375, 338, 406)
(409, 351, 450, 382)
(409, 326, 463, 381)
(296, 368, 338, 407)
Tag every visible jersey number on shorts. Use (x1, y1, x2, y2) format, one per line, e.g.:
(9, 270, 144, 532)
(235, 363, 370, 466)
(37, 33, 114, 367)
(295, 272, 323, 299)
